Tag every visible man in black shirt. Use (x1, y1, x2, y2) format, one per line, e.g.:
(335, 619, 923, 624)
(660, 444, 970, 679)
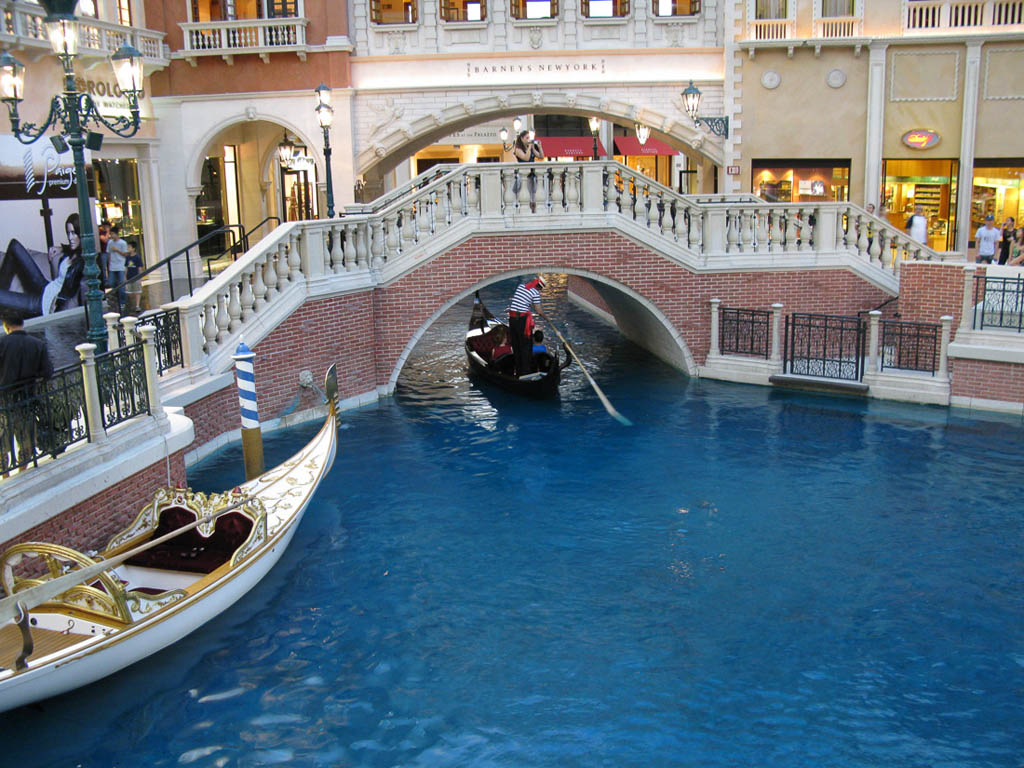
(0, 311, 53, 470)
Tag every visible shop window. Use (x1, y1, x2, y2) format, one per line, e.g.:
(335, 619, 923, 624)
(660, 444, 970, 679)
(755, 0, 787, 18)
(372, 0, 418, 23)
(442, 0, 486, 21)
(654, 0, 699, 16)
(882, 158, 959, 252)
(92, 158, 145, 263)
(752, 160, 850, 204)
(510, 0, 559, 19)
(970, 161, 1024, 246)
(820, 0, 853, 15)
(582, 0, 629, 17)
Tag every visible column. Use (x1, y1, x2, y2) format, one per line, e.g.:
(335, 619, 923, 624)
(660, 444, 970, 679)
(76, 343, 107, 444)
(960, 264, 978, 331)
(867, 310, 881, 373)
(138, 324, 165, 417)
(770, 303, 784, 363)
(955, 41, 983, 255)
(863, 42, 888, 209)
(709, 298, 721, 357)
(938, 315, 953, 379)
(103, 312, 121, 350)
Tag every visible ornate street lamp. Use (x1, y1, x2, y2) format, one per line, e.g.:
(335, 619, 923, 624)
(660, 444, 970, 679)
(0, 0, 143, 349)
(588, 116, 600, 160)
(635, 123, 651, 146)
(277, 134, 296, 167)
(681, 80, 729, 139)
(498, 116, 524, 152)
(314, 83, 335, 218)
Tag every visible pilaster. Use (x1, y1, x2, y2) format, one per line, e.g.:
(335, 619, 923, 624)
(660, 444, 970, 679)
(955, 41, 983, 255)
(863, 41, 888, 209)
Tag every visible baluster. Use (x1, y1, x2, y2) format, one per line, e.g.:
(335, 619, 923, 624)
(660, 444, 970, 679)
(202, 300, 218, 353)
(756, 210, 770, 254)
(434, 189, 448, 232)
(355, 223, 369, 268)
(215, 293, 230, 342)
(800, 208, 813, 251)
(643, 185, 653, 227)
(227, 283, 242, 332)
(566, 169, 580, 211)
(673, 202, 688, 243)
(240, 270, 255, 322)
(551, 169, 564, 210)
(330, 224, 345, 272)
(413, 196, 428, 239)
(881, 231, 894, 271)
(504, 169, 518, 211)
(252, 257, 267, 311)
(287, 232, 301, 281)
(276, 241, 290, 286)
(630, 177, 640, 220)
(855, 214, 868, 259)
(661, 195, 673, 238)
(784, 211, 799, 251)
(384, 214, 399, 262)
(263, 252, 278, 299)
(868, 222, 882, 265)
(344, 223, 357, 270)
(726, 209, 740, 253)
(740, 208, 754, 252)
(605, 169, 617, 212)
(401, 207, 416, 252)
(689, 209, 702, 252)
(370, 220, 384, 268)
(535, 169, 548, 211)
(465, 173, 479, 211)
(768, 211, 782, 253)
(449, 178, 463, 222)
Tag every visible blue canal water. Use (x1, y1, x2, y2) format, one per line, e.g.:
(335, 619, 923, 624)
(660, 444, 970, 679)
(3, 278, 1023, 767)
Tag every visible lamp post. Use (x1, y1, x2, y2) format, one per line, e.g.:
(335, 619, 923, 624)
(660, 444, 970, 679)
(588, 116, 600, 160)
(0, 0, 143, 349)
(681, 80, 730, 139)
(498, 116, 524, 152)
(314, 83, 335, 218)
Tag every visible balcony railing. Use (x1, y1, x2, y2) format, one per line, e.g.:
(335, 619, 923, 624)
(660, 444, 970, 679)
(904, 0, 1024, 33)
(814, 15, 862, 37)
(0, 2, 168, 64)
(179, 17, 310, 63)
(748, 17, 795, 40)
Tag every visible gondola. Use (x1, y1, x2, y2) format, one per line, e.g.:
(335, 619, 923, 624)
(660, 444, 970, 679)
(0, 365, 340, 714)
(465, 292, 570, 398)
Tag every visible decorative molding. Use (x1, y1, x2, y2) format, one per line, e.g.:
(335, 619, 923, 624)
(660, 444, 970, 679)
(889, 50, 960, 103)
(826, 68, 846, 88)
(982, 47, 1024, 101)
(760, 70, 780, 89)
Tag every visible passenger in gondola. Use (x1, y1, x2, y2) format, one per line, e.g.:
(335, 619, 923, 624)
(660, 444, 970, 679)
(508, 275, 545, 376)
(490, 326, 513, 362)
(532, 330, 547, 355)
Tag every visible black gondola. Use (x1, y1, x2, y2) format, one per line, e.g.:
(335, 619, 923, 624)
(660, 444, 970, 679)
(465, 292, 570, 398)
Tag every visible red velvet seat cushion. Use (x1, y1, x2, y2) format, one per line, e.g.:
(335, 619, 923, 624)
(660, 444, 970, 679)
(125, 508, 255, 574)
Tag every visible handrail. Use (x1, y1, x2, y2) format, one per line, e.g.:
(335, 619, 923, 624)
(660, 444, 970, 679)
(347, 164, 464, 213)
(203, 216, 282, 279)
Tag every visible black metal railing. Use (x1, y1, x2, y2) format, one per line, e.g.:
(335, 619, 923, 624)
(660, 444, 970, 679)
(95, 343, 150, 429)
(784, 313, 865, 381)
(720, 307, 771, 358)
(972, 273, 1024, 332)
(0, 364, 89, 473)
(111, 308, 184, 376)
(879, 320, 941, 374)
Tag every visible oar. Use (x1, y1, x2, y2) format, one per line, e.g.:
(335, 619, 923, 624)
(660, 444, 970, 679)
(539, 313, 632, 426)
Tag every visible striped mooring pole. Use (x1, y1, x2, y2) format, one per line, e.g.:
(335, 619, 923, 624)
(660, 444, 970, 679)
(232, 341, 265, 480)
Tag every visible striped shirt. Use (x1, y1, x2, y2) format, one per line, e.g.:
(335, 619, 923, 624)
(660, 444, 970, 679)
(509, 283, 541, 314)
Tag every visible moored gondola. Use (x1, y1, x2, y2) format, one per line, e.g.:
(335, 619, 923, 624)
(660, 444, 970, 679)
(465, 292, 570, 398)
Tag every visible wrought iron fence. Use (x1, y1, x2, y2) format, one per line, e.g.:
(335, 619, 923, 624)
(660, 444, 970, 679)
(973, 273, 1024, 332)
(144, 308, 185, 373)
(0, 364, 89, 473)
(784, 313, 865, 381)
(95, 343, 150, 429)
(880, 320, 941, 374)
(720, 308, 771, 358)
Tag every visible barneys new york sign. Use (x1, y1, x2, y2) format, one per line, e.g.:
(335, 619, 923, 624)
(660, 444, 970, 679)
(466, 59, 606, 77)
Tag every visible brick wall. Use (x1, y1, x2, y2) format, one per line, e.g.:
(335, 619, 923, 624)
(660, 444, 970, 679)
(950, 357, 1024, 403)
(898, 262, 965, 326)
(5, 448, 187, 554)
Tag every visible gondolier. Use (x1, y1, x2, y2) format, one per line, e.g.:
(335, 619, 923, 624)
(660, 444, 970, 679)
(508, 276, 545, 375)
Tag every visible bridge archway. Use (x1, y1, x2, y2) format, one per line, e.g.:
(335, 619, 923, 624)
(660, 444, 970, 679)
(386, 269, 697, 393)
(355, 90, 723, 201)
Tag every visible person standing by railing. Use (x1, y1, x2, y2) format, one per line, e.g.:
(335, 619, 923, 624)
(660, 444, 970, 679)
(107, 225, 130, 309)
(0, 311, 53, 472)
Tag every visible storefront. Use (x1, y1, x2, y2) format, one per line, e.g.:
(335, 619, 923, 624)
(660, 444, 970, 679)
(882, 158, 959, 252)
(752, 160, 851, 204)
(92, 158, 145, 261)
(971, 159, 1024, 239)
(613, 136, 678, 189)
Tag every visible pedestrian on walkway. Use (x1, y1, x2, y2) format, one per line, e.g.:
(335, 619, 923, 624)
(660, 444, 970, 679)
(975, 215, 1000, 264)
(0, 311, 54, 470)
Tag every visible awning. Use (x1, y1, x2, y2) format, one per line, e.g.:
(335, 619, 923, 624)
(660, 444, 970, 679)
(538, 136, 607, 158)
(614, 136, 681, 156)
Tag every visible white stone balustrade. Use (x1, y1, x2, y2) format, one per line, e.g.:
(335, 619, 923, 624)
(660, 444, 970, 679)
(168, 161, 949, 376)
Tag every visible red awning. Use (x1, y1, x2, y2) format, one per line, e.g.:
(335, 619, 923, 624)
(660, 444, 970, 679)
(538, 136, 607, 158)
(614, 136, 681, 156)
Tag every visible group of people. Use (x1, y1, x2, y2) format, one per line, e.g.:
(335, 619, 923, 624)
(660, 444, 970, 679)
(974, 215, 1022, 265)
(98, 222, 143, 312)
(488, 275, 548, 377)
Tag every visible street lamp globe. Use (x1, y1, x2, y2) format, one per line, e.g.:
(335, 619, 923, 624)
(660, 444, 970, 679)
(512, 116, 523, 133)
(111, 44, 143, 94)
(277, 135, 295, 166)
(588, 116, 600, 134)
(635, 123, 651, 146)
(0, 51, 25, 102)
(41, 0, 81, 58)
(682, 80, 702, 123)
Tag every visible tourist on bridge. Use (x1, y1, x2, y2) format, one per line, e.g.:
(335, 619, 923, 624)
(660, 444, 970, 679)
(975, 215, 999, 264)
(512, 130, 545, 211)
(508, 276, 545, 376)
